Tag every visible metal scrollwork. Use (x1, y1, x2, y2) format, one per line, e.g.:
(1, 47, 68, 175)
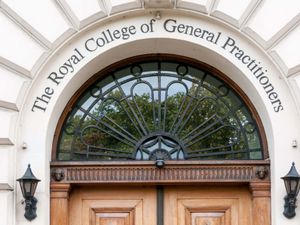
(57, 60, 264, 162)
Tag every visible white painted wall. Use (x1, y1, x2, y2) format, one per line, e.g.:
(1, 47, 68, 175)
(0, 1, 300, 225)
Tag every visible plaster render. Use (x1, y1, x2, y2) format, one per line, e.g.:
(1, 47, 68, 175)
(0, 1, 300, 225)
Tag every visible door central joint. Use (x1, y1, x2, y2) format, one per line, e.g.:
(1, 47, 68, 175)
(157, 186, 164, 225)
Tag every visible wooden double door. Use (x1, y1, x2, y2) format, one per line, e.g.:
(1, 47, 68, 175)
(68, 185, 252, 225)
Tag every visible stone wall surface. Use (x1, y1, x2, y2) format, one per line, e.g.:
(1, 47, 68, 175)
(0, 1, 300, 225)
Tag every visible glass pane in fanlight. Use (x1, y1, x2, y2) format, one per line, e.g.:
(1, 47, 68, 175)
(56, 60, 264, 161)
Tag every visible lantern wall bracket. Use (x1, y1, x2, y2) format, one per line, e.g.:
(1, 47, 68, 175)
(283, 194, 297, 218)
(16, 164, 40, 221)
(23, 197, 38, 221)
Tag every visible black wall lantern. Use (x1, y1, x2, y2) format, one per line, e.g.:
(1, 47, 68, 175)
(281, 162, 300, 218)
(16, 164, 40, 221)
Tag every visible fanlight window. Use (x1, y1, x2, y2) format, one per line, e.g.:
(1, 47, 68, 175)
(56, 60, 264, 161)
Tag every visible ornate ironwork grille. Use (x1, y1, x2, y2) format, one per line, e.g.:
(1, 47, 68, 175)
(57, 60, 264, 161)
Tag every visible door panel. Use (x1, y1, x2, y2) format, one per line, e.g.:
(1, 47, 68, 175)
(69, 186, 252, 225)
(164, 186, 251, 225)
(69, 186, 156, 225)
(191, 213, 225, 225)
(94, 212, 132, 225)
(178, 198, 235, 225)
(82, 199, 141, 225)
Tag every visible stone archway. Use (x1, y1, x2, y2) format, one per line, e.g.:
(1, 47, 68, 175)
(0, 2, 299, 225)
(49, 54, 271, 225)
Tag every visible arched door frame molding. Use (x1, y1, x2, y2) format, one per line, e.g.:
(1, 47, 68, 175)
(51, 54, 269, 161)
(50, 54, 271, 225)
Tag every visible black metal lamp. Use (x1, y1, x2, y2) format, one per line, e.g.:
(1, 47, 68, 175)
(281, 162, 300, 218)
(16, 164, 40, 221)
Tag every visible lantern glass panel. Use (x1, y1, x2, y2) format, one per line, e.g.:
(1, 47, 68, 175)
(284, 179, 291, 193)
(30, 182, 38, 196)
(295, 179, 300, 196)
(290, 179, 298, 194)
(24, 180, 32, 198)
(18, 181, 25, 196)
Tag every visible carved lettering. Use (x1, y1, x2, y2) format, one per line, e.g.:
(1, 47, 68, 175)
(32, 18, 284, 113)
(31, 87, 54, 112)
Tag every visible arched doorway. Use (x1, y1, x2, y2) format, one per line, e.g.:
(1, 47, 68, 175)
(50, 55, 270, 225)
